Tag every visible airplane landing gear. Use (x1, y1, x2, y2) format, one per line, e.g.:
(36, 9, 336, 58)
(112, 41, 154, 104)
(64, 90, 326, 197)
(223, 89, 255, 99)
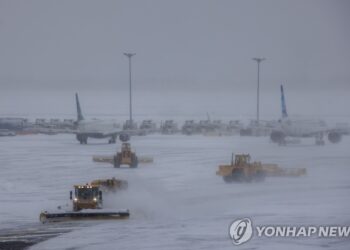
(108, 136, 116, 144)
(315, 134, 325, 146)
(77, 134, 88, 144)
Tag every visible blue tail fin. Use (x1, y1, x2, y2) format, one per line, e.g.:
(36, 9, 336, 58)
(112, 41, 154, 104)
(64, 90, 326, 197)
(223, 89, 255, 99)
(75, 93, 84, 122)
(280, 85, 288, 118)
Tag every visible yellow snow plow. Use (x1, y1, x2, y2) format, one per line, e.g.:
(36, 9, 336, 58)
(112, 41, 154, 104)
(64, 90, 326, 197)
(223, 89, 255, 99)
(39, 184, 129, 223)
(113, 142, 138, 168)
(216, 154, 306, 183)
(216, 154, 265, 182)
(90, 178, 128, 192)
(92, 142, 153, 167)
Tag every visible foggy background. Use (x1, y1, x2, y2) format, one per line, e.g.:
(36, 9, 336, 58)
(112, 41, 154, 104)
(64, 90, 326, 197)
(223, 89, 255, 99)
(0, 0, 349, 119)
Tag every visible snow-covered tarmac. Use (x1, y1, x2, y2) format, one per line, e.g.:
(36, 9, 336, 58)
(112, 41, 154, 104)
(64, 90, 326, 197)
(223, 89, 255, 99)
(0, 134, 349, 249)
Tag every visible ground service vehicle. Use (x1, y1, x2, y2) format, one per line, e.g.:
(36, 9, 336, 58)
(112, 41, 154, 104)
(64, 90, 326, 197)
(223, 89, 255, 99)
(113, 143, 138, 168)
(39, 184, 129, 223)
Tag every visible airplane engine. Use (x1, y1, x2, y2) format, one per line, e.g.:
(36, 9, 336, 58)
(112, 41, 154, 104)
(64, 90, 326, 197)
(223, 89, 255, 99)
(270, 130, 286, 144)
(119, 133, 130, 142)
(328, 131, 341, 144)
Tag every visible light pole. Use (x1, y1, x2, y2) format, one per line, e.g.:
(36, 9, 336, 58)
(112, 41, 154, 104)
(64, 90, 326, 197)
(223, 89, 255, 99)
(252, 57, 265, 124)
(124, 53, 136, 128)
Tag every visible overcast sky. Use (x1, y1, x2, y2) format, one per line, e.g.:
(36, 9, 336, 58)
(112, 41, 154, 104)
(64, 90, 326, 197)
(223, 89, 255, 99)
(0, 0, 349, 92)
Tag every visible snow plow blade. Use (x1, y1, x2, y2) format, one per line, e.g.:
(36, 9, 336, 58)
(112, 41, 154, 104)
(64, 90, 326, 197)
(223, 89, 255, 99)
(138, 156, 154, 163)
(261, 164, 307, 177)
(93, 155, 114, 164)
(39, 209, 129, 223)
(91, 178, 128, 192)
(93, 155, 154, 164)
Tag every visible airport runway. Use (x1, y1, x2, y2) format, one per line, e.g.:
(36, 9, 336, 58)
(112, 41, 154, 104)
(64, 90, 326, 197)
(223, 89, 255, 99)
(0, 133, 349, 249)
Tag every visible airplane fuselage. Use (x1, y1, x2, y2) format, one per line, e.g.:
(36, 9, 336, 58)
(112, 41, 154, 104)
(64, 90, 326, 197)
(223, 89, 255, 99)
(75, 120, 122, 143)
(278, 118, 328, 137)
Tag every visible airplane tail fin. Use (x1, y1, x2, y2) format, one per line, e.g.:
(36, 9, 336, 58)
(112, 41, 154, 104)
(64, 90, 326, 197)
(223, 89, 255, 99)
(75, 93, 84, 122)
(206, 112, 211, 121)
(280, 85, 288, 118)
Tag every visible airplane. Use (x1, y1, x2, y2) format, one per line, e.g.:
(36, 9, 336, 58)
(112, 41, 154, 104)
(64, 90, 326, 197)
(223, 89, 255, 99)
(74, 93, 129, 144)
(270, 85, 342, 145)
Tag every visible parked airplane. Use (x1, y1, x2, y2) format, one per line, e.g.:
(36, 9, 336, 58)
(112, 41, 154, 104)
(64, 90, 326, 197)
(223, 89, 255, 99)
(74, 93, 129, 144)
(270, 85, 342, 145)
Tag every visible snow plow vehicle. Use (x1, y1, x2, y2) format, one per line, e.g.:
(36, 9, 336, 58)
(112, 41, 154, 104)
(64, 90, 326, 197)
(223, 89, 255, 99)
(160, 120, 178, 134)
(93, 142, 153, 167)
(181, 120, 199, 135)
(39, 184, 129, 223)
(91, 178, 128, 192)
(216, 154, 306, 183)
(217, 154, 266, 183)
(139, 120, 157, 134)
(113, 142, 138, 168)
